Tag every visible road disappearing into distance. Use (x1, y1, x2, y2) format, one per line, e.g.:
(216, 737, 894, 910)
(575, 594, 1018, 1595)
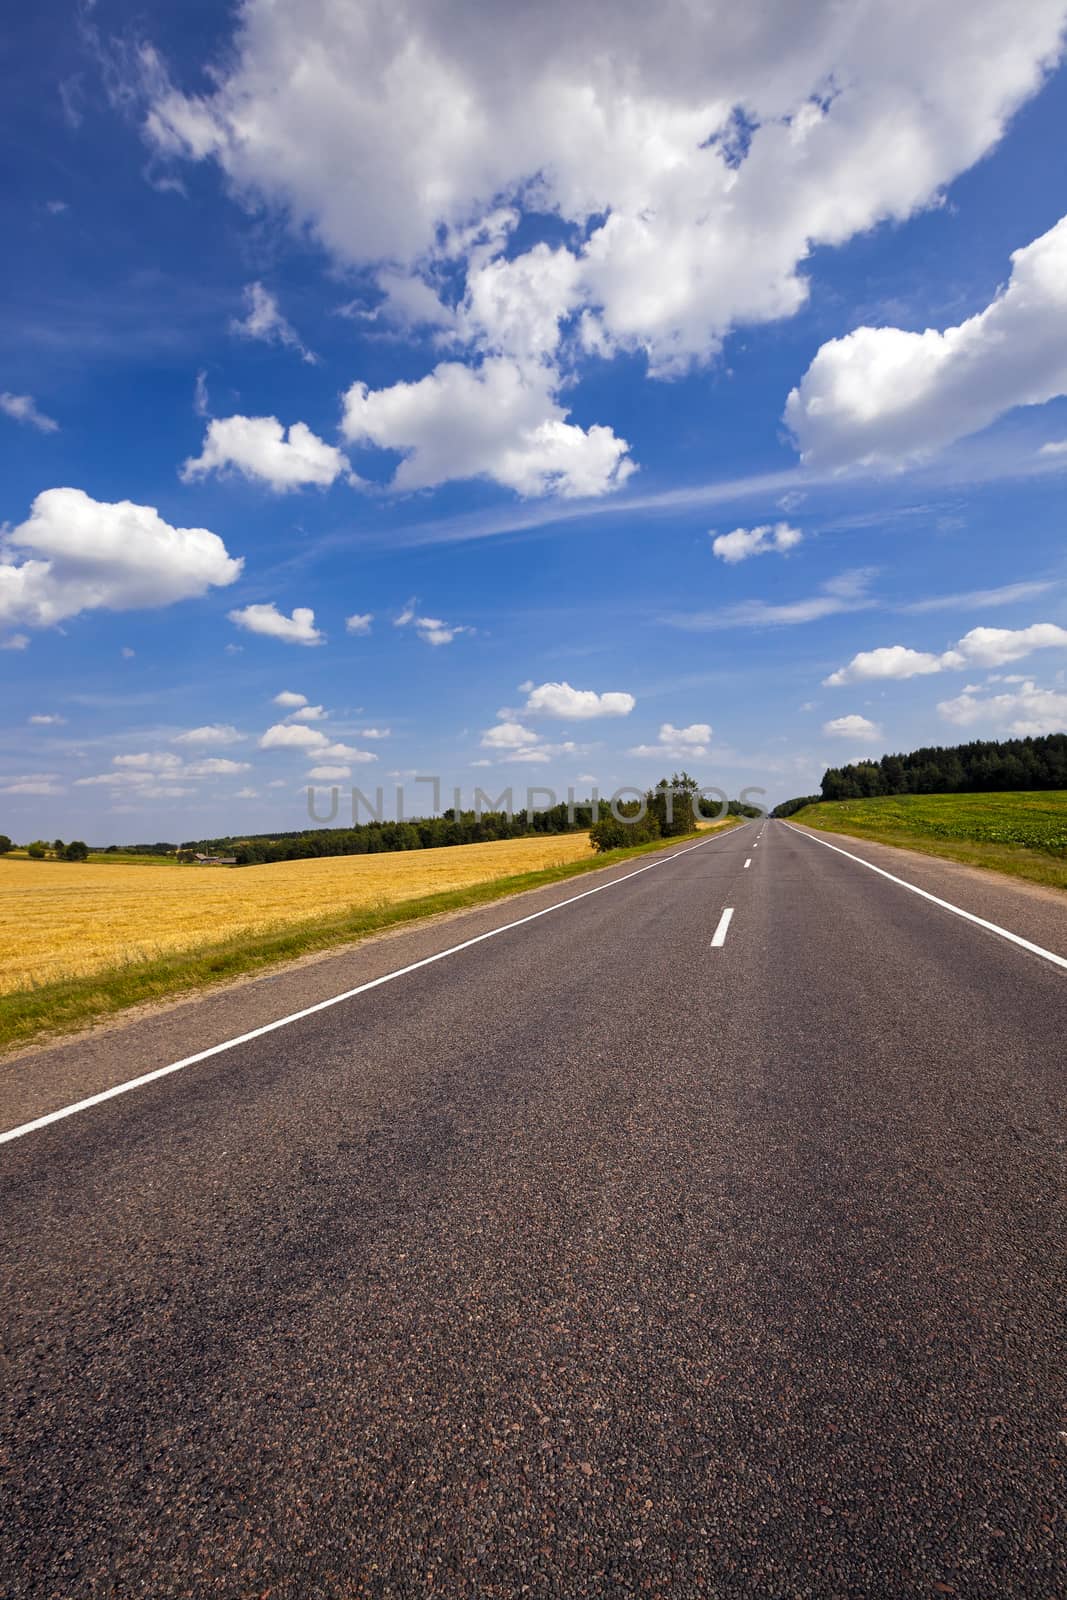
(2, 819, 1064, 1596)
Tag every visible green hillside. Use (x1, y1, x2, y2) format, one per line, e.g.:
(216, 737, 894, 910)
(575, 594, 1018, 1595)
(789, 790, 1067, 891)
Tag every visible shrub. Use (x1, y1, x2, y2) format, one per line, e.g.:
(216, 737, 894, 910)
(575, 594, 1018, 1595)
(590, 803, 661, 853)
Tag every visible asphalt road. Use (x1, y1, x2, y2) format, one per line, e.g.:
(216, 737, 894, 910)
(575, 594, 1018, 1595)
(1, 819, 1065, 1598)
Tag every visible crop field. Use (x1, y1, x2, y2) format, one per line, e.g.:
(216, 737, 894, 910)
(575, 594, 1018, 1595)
(0, 832, 596, 995)
(791, 790, 1067, 888)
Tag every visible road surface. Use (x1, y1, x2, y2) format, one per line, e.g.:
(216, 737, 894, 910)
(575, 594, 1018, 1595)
(1, 819, 1064, 1597)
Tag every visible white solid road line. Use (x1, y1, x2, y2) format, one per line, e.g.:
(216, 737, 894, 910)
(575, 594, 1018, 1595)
(0, 823, 753, 1147)
(785, 823, 1067, 974)
(711, 907, 735, 948)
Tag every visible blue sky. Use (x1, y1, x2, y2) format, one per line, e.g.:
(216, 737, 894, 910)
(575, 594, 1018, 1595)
(2, 0, 1066, 841)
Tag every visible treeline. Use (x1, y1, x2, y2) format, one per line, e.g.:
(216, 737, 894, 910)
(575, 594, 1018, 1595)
(107, 841, 178, 856)
(821, 734, 1067, 801)
(182, 781, 761, 866)
(771, 795, 821, 819)
(187, 803, 605, 867)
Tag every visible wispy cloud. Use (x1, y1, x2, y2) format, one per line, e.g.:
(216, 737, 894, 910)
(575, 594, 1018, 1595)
(394, 603, 473, 646)
(900, 579, 1056, 613)
(664, 570, 878, 632)
(230, 282, 317, 364)
(0, 392, 59, 433)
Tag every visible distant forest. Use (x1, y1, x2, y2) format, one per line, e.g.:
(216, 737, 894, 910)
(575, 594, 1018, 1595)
(177, 783, 761, 866)
(773, 733, 1067, 815)
(184, 803, 599, 865)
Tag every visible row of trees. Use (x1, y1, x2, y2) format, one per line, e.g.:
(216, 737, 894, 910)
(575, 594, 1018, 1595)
(192, 801, 606, 867)
(821, 733, 1067, 801)
(770, 794, 822, 819)
(25, 839, 90, 861)
(179, 778, 761, 866)
(771, 734, 1067, 815)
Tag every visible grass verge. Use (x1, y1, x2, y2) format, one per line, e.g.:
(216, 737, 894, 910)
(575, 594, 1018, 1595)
(4, 850, 180, 866)
(791, 792, 1067, 893)
(1, 828, 725, 1056)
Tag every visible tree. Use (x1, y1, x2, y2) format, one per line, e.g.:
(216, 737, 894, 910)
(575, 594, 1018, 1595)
(52, 839, 65, 855)
(0, 835, 11, 854)
(63, 840, 89, 862)
(649, 772, 700, 837)
(27, 841, 47, 859)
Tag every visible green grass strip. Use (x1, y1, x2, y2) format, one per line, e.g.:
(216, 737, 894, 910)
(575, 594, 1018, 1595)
(792, 802, 1067, 893)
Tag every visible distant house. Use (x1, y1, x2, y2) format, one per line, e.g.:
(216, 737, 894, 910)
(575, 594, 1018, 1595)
(191, 852, 237, 866)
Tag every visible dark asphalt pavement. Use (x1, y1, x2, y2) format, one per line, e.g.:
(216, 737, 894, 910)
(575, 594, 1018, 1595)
(1, 819, 1065, 1597)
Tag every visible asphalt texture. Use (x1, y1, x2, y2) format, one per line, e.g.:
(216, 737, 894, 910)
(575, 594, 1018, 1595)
(1, 818, 1064, 1598)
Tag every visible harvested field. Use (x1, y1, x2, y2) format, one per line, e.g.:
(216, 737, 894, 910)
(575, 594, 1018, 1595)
(1, 833, 596, 994)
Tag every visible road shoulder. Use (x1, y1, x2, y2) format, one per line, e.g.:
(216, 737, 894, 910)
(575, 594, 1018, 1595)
(788, 820, 1067, 961)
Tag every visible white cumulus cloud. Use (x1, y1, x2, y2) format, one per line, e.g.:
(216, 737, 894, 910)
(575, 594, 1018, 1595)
(0, 488, 241, 630)
(182, 757, 251, 776)
(172, 723, 244, 745)
(629, 722, 712, 759)
(938, 680, 1067, 735)
(826, 623, 1067, 684)
(823, 714, 882, 739)
(824, 645, 946, 686)
(345, 612, 373, 635)
(183, 415, 352, 492)
(711, 522, 802, 564)
(786, 213, 1067, 466)
(481, 721, 539, 750)
(229, 602, 323, 645)
(343, 358, 634, 499)
(260, 722, 328, 750)
(0, 775, 64, 796)
(318, 742, 376, 762)
(146, 0, 1065, 380)
(522, 681, 635, 719)
(949, 623, 1067, 668)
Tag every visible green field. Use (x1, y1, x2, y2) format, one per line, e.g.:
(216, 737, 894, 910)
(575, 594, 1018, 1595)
(4, 849, 180, 867)
(791, 791, 1067, 890)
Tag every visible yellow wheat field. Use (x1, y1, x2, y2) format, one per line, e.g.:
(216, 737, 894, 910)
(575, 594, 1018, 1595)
(0, 834, 596, 994)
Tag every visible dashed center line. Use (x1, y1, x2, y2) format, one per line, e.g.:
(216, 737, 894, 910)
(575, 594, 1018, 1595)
(711, 907, 735, 948)
(744, 858, 752, 868)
